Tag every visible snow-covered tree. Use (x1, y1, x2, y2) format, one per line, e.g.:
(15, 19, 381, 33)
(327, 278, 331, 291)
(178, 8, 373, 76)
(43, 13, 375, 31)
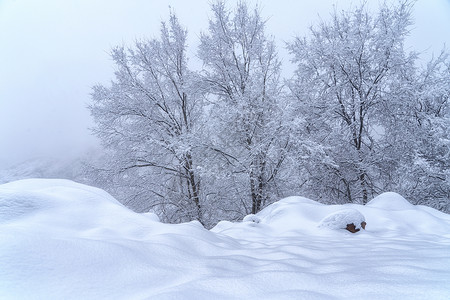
(89, 13, 207, 224)
(199, 1, 290, 214)
(87, 0, 449, 222)
(411, 51, 450, 211)
(387, 50, 450, 212)
(288, 0, 449, 210)
(288, 1, 417, 204)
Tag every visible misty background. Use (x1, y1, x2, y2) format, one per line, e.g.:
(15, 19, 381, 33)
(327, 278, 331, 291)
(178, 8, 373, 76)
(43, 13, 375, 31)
(0, 0, 449, 169)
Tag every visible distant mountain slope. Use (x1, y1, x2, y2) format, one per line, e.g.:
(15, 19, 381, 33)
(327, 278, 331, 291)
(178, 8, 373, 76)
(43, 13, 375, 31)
(0, 155, 90, 184)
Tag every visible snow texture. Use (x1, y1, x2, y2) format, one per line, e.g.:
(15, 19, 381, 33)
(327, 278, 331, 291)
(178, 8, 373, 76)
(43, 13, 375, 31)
(1, 179, 450, 299)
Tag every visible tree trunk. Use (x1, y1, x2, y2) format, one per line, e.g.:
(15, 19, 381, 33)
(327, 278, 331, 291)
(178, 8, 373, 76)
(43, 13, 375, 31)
(250, 158, 265, 214)
(360, 172, 368, 204)
(250, 173, 259, 214)
(184, 153, 203, 224)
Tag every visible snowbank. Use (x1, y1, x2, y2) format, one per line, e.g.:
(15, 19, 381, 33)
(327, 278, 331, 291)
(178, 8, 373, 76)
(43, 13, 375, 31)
(1, 179, 450, 299)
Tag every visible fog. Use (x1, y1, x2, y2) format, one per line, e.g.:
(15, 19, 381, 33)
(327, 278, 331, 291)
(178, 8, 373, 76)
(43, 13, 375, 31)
(0, 0, 449, 168)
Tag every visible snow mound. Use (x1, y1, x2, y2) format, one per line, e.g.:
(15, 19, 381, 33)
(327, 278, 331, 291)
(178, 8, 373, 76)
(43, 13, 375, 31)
(252, 196, 331, 233)
(0, 178, 156, 238)
(318, 208, 365, 230)
(366, 192, 414, 210)
(212, 197, 330, 236)
(0, 179, 119, 223)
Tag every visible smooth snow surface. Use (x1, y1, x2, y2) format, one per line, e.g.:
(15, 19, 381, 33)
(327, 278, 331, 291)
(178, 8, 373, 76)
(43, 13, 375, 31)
(1, 179, 450, 299)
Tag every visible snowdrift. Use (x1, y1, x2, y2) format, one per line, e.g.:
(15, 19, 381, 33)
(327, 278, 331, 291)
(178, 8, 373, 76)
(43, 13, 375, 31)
(1, 179, 450, 299)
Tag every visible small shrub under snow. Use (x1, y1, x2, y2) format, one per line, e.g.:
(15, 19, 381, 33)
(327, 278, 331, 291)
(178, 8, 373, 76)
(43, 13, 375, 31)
(319, 209, 366, 231)
(243, 214, 261, 223)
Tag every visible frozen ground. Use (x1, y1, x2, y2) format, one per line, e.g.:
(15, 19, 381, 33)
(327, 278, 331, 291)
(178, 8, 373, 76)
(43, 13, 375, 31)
(1, 179, 449, 299)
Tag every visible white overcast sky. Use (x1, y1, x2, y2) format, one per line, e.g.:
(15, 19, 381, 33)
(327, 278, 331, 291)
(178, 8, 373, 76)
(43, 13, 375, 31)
(0, 0, 449, 168)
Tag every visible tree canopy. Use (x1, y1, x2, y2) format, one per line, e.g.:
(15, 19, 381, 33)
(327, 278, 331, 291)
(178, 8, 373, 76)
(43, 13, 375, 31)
(88, 0, 450, 226)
